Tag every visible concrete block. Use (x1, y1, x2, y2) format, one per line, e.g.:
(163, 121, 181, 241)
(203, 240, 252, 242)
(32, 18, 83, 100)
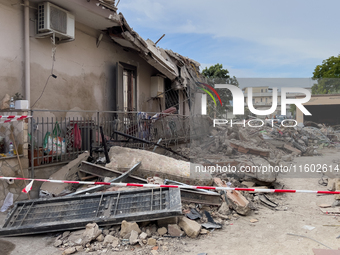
(178, 217, 201, 238)
(120, 220, 141, 237)
(168, 224, 184, 237)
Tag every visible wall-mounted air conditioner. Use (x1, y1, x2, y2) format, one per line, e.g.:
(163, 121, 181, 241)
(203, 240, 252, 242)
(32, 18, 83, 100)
(151, 76, 165, 98)
(37, 2, 75, 42)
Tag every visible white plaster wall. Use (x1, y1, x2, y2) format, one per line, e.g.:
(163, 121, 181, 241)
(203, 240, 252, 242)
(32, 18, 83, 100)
(0, 0, 161, 117)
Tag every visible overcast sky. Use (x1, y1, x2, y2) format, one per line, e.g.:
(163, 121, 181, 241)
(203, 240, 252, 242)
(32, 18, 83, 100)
(118, 0, 340, 79)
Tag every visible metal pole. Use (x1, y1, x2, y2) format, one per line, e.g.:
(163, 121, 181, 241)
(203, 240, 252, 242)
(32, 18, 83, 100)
(97, 111, 100, 147)
(30, 110, 34, 178)
(24, 0, 30, 106)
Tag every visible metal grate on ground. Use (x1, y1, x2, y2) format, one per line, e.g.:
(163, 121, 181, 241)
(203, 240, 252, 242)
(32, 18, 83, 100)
(0, 188, 182, 237)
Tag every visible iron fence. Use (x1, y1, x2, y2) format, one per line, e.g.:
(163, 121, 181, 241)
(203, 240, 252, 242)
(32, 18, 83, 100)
(28, 110, 208, 170)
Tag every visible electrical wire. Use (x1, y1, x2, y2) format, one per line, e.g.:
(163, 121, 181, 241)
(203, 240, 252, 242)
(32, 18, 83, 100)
(31, 35, 57, 108)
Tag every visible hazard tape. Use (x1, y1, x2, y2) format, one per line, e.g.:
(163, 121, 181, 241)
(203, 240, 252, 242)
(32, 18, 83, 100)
(0, 116, 31, 123)
(1, 176, 340, 194)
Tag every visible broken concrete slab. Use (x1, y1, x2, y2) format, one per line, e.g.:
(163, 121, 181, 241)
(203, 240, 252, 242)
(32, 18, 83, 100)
(214, 178, 251, 216)
(178, 217, 201, 238)
(105, 146, 213, 186)
(40, 152, 89, 197)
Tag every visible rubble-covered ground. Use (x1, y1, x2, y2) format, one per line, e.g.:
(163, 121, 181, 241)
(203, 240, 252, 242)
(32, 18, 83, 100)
(1, 121, 340, 255)
(0, 147, 339, 255)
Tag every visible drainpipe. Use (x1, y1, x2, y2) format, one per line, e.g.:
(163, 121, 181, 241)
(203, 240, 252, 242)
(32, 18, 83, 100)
(24, 0, 30, 106)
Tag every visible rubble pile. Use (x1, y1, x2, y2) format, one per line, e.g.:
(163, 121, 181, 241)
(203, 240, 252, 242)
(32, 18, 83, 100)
(51, 175, 287, 255)
(53, 217, 213, 255)
(177, 122, 340, 168)
(2, 120, 339, 253)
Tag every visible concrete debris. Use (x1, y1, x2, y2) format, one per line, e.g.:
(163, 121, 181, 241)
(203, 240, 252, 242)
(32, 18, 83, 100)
(68, 230, 84, 246)
(218, 202, 231, 216)
(96, 234, 104, 242)
(105, 146, 213, 186)
(81, 223, 102, 247)
(129, 230, 139, 245)
(139, 232, 148, 240)
(119, 220, 141, 238)
(178, 217, 202, 238)
(157, 227, 167, 236)
(103, 235, 119, 247)
(200, 229, 210, 235)
(53, 239, 63, 247)
(25, 113, 340, 254)
(168, 224, 184, 237)
(62, 247, 77, 255)
(147, 238, 157, 246)
(214, 178, 251, 215)
(229, 140, 270, 157)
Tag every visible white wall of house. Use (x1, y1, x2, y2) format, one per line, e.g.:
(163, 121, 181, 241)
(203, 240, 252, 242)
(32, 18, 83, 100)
(0, 0, 161, 117)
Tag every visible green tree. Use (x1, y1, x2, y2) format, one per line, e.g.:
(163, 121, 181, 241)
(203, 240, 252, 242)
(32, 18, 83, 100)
(312, 55, 340, 94)
(201, 64, 238, 118)
(202, 63, 230, 79)
(289, 104, 296, 116)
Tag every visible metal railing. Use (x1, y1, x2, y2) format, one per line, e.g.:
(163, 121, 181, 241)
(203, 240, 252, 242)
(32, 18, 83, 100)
(29, 110, 209, 172)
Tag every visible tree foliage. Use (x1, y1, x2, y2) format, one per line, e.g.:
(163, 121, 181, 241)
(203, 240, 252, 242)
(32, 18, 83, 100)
(289, 104, 296, 116)
(312, 55, 340, 94)
(201, 63, 238, 117)
(202, 63, 230, 79)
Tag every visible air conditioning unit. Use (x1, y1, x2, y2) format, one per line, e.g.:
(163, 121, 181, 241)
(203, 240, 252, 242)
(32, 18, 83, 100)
(151, 76, 165, 98)
(37, 2, 75, 42)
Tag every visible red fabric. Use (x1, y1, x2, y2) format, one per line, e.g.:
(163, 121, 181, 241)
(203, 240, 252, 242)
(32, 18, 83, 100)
(72, 123, 82, 149)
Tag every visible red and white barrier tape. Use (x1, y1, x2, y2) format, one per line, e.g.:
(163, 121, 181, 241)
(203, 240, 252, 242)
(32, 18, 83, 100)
(0, 115, 31, 123)
(1, 176, 339, 194)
